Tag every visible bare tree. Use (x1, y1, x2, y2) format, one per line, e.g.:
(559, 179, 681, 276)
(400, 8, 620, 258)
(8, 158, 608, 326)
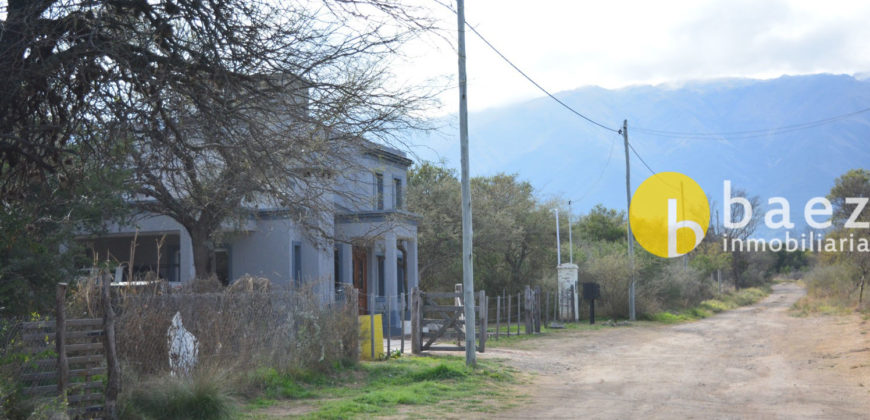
(2, 0, 438, 276)
(723, 188, 762, 289)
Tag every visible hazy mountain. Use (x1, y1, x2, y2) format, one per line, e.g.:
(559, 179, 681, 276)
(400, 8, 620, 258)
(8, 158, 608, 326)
(410, 74, 870, 235)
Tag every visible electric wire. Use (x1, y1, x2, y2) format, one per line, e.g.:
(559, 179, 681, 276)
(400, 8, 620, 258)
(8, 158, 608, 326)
(633, 106, 870, 139)
(432, 0, 620, 134)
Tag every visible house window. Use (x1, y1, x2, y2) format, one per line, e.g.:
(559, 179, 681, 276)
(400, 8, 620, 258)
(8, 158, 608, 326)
(292, 242, 302, 287)
(393, 178, 403, 209)
(375, 173, 384, 210)
(377, 255, 385, 297)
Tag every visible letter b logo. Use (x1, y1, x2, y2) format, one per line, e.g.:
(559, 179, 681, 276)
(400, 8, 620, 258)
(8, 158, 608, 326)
(629, 172, 710, 258)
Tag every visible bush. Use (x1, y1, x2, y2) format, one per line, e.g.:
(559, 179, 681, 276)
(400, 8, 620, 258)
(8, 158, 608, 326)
(121, 373, 234, 420)
(647, 264, 713, 311)
(793, 264, 866, 314)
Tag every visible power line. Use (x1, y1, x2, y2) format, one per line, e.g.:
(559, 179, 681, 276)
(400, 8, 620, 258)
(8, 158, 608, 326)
(433, 0, 619, 134)
(627, 140, 657, 175)
(633, 107, 870, 139)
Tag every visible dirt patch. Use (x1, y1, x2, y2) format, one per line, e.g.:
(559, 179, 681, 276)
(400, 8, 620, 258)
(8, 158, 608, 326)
(485, 283, 870, 419)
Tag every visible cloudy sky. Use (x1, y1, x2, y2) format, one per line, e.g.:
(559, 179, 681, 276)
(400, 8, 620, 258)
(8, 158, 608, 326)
(394, 0, 870, 113)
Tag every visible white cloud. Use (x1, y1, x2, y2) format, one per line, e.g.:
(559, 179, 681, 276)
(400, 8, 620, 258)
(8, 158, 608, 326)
(392, 0, 870, 113)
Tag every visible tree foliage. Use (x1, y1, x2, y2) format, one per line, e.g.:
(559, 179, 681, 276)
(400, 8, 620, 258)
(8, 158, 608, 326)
(408, 162, 555, 294)
(824, 168, 870, 305)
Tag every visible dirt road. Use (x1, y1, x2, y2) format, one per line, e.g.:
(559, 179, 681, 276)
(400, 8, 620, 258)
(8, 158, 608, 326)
(489, 283, 870, 419)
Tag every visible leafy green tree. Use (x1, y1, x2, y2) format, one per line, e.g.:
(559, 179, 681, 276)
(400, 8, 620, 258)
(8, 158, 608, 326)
(825, 169, 870, 306)
(471, 174, 554, 294)
(575, 204, 627, 243)
(407, 163, 555, 294)
(407, 162, 462, 290)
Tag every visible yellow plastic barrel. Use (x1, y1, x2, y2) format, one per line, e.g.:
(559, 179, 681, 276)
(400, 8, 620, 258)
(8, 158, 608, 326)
(359, 314, 384, 360)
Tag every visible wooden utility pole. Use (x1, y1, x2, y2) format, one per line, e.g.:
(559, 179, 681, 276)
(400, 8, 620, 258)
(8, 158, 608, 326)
(622, 119, 637, 321)
(457, 0, 477, 365)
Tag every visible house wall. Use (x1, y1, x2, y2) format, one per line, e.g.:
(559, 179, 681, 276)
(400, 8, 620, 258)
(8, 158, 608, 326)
(333, 152, 409, 212)
(228, 218, 334, 292)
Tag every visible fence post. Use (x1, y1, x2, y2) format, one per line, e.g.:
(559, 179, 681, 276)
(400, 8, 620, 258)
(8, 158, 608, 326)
(524, 287, 529, 335)
(411, 288, 421, 354)
(506, 294, 512, 337)
(477, 291, 486, 352)
(544, 291, 549, 327)
(495, 296, 501, 340)
(386, 297, 391, 355)
(400, 292, 406, 354)
(349, 288, 360, 359)
(101, 273, 120, 420)
(55, 283, 68, 396)
(369, 293, 375, 359)
(537, 288, 540, 332)
(517, 292, 521, 334)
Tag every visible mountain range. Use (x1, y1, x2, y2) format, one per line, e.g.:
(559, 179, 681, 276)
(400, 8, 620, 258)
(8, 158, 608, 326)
(409, 73, 870, 236)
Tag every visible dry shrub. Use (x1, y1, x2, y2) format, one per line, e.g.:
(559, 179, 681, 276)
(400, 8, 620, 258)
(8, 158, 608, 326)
(580, 250, 632, 318)
(645, 263, 713, 311)
(183, 276, 224, 294)
(795, 263, 868, 313)
(225, 275, 271, 293)
(113, 281, 359, 376)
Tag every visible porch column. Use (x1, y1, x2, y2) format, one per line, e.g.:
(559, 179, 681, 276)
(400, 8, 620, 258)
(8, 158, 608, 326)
(340, 243, 353, 285)
(384, 233, 398, 332)
(180, 228, 195, 283)
(407, 239, 418, 291)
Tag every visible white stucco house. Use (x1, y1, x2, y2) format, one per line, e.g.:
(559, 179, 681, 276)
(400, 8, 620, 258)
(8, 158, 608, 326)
(79, 123, 419, 334)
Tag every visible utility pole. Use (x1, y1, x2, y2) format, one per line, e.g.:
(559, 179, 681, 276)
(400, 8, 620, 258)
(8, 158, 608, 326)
(456, 0, 476, 365)
(568, 201, 573, 264)
(622, 119, 637, 321)
(555, 208, 561, 265)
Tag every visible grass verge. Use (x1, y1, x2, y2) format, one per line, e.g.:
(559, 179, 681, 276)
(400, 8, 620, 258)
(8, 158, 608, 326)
(649, 286, 771, 324)
(243, 355, 518, 419)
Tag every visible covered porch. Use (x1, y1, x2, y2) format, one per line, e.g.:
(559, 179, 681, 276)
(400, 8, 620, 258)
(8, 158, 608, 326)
(335, 211, 419, 335)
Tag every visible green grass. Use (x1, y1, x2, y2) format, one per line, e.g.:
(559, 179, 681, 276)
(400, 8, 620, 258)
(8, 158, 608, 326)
(650, 286, 771, 324)
(242, 355, 518, 419)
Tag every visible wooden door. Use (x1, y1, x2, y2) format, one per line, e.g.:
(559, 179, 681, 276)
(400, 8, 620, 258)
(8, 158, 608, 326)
(352, 246, 368, 314)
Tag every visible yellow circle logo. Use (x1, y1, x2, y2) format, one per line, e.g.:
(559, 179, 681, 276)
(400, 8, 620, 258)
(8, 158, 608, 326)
(629, 172, 710, 258)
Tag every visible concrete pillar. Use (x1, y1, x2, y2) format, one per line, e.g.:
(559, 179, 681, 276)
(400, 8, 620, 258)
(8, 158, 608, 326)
(407, 238, 419, 290)
(340, 243, 353, 285)
(180, 228, 195, 283)
(384, 233, 398, 333)
(557, 263, 579, 321)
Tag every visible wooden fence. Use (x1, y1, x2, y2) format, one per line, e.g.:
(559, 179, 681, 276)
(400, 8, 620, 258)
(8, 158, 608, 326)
(491, 285, 543, 339)
(18, 281, 120, 419)
(410, 288, 487, 353)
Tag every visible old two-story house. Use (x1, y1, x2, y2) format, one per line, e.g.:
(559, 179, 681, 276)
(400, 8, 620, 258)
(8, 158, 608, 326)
(78, 77, 419, 335)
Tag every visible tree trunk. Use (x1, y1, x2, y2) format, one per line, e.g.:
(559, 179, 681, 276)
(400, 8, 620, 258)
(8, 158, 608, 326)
(859, 274, 865, 306)
(189, 226, 213, 279)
